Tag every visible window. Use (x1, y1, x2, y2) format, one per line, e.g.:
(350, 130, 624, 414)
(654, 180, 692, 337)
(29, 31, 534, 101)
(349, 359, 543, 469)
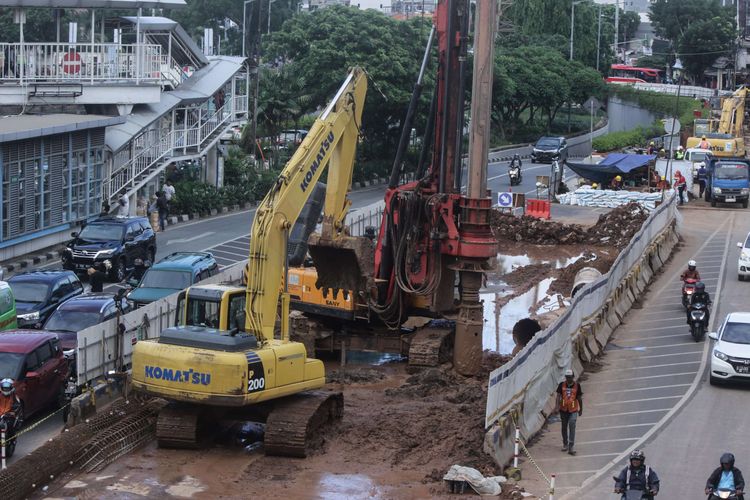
(186, 298, 220, 329)
(198, 269, 210, 281)
(228, 294, 246, 331)
(130, 222, 143, 237)
(35, 342, 53, 365)
(139, 220, 152, 233)
(139, 270, 192, 289)
(125, 225, 136, 240)
(25, 351, 40, 372)
(68, 276, 83, 293)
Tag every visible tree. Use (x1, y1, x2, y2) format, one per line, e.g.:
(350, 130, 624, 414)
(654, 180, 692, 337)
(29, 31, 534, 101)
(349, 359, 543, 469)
(678, 16, 736, 81)
(619, 11, 640, 44)
(264, 7, 433, 160)
(649, 0, 736, 81)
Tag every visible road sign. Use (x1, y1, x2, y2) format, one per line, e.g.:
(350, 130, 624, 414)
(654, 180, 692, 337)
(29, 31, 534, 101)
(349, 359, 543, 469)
(583, 97, 601, 111)
(497, 192, 513, 208)
(62, 51, 81, 74)
(663, 118, 681, 134)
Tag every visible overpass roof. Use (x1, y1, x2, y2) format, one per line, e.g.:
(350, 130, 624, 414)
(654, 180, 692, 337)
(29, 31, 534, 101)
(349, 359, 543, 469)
(0, 114, 125, 142)
(0, 0, 185, 7)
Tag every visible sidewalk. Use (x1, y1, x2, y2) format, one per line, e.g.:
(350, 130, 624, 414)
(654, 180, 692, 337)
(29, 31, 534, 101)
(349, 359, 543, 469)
(513, 210, 729, 498)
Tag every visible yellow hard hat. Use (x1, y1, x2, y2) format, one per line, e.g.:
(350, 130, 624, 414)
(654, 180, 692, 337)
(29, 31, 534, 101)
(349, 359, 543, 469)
(661, 175, 666, 180)
(650, 141, 655, 146)
(592, 183, 598, 188)
(615, 175, 622, 181)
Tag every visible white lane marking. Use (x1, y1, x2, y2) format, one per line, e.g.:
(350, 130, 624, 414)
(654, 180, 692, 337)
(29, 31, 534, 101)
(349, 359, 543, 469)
(583, 408, 671, 419)
(585, 372, 697, 385)
(614, 333, 691, 342)
(209, 248, 248, 259)
(165, 231, 215, 245)
(576, 437, 639, 445)
(554, 471, 603, 476)
(536, 453, 619, 462)
(625, 314, 687, 323)
(608, 351, 702, 361)
(577, 423, 660, 432)
(591, 395, 681, 406)
(572, 214, 733, 497)
(219, 242, 250, 251)
(600, 364, 698, 376)
(606, 342, 703, 352)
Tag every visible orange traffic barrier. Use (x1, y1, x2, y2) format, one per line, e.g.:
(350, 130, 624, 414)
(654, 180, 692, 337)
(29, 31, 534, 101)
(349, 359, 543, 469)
(525, 199, 551, 219)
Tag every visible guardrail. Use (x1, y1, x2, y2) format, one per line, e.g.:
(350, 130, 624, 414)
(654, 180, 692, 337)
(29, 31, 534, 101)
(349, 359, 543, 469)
(0, 42, 163, 83)
(75, 261, 247, 386)
(485, 193, 679, 430)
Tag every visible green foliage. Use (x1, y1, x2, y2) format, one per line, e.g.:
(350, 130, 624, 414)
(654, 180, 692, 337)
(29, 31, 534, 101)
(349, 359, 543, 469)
(264, 7, 433, 162)
(649, 0, 736, 81)
(592, 125, 662, 152)
(492, 44, 605, 139)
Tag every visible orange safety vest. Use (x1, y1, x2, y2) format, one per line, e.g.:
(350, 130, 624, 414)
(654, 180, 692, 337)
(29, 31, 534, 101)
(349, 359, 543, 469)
(559, 382, 580, 413)
(0, 394, 14, 414)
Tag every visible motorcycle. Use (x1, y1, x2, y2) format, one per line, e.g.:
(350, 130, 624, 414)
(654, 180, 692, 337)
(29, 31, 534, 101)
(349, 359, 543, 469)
(613, 476, 657, 500)
(682, 278, 698, 309)
(708, 487, 740, 499)
(508, 163, 522, 186)
(689, 301, 709, 341)
(0, 412, 19, 459)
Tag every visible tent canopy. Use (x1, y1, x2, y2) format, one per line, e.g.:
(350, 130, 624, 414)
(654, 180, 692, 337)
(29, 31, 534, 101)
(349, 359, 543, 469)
(566, 153, 657, 184)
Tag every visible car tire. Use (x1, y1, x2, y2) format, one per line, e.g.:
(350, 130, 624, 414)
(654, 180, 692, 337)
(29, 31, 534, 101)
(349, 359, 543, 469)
(743, 199, 748, 209)
(111, 258, 126, 282)
(711, 199, 717, 208)
(531, 158, 536, 163)
(740, 274, 745, 282)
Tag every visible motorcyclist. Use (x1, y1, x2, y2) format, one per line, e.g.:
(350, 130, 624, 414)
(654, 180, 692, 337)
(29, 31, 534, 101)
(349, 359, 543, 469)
(706, 453, 745, 499)
(687, 281, 711, 326)
(509, 153, 522, 170)
(681, 260, 701, 282)
(0, 378, 22, 429)
(614, 449, 660, 499)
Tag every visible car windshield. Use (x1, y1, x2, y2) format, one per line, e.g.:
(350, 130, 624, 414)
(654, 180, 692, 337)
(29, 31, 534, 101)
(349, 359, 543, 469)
(715, 164, 749, 180)
(0, 352, 24, 379)
(721, 322, 750, 344)
(745, 234, 750, 248)
(139, 270, 193, 290)
(691, 152, 709, 162)
(9, 282, 50, 303)
(78, 224, 124, 241)
(536, 139, 560, 148)
(44, 310, 103, 332)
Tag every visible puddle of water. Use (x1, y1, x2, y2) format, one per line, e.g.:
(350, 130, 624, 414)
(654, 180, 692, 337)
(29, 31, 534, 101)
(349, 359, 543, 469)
(345, 351, 405, 365)
(535, 293, 570, 315)
(318, 473, 382, 499)
(165, 475, 206, 498)
(481, 278, 554, 354)
(496, 254, 532, 273)
(494, 249, 587, 274)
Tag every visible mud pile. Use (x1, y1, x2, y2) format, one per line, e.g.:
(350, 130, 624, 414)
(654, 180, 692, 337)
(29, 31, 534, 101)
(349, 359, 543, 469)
(491, 202, 650, 249)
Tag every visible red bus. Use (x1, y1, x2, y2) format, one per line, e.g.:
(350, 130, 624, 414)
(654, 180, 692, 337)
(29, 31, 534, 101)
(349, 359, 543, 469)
(606, 64, 663, 84)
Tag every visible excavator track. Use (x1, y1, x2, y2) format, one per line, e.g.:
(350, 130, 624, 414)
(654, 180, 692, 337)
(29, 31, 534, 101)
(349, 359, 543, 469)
(156, 404, 210, 449)
(264, 391, 344, 457)
(408, 326, 454, 367)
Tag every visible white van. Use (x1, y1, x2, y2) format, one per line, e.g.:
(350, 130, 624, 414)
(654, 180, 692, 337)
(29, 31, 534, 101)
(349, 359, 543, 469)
(684, 148, 712, 177)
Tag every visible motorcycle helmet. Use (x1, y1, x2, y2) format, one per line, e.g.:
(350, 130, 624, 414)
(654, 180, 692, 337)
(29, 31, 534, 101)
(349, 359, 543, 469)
(688, 260, 696, 271)
(720, 453, 735, 467)
(513, 154, 520, 161)
(0, 378, 14, 397)
(630, 449, 645, 462)
(696, 282, 705, 293)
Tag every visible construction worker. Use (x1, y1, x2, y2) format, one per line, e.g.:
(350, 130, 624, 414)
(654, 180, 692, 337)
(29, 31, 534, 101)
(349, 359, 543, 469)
(610, 175, 623, 191)
(647, 141, 656, 155)
(556, 369, 583, 455)
(591, 182, 599, 190)
(699, 135, 711, 150)
(697, 162, 708, 198)
(675, 145, 685, 160)
(674, 170, 687, 204)
(657, 175, 669, 191)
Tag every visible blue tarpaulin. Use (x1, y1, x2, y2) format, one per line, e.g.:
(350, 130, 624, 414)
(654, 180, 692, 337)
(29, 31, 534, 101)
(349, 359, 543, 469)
(566, 154, 657, 184)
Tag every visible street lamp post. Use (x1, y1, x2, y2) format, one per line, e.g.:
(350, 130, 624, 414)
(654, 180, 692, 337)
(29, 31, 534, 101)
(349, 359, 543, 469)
(569, 0, 584, 61)
(242, 0, 256, 58)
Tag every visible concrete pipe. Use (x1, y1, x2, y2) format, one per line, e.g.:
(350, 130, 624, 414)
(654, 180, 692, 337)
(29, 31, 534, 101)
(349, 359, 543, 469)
(571, 267, 603, 298)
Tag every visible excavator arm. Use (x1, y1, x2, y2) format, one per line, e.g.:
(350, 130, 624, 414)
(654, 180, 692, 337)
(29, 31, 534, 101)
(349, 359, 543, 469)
(246, 67, 367, 344)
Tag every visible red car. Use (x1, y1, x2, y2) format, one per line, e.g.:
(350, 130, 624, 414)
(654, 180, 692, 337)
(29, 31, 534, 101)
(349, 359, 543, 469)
(0, 332, 69, 419)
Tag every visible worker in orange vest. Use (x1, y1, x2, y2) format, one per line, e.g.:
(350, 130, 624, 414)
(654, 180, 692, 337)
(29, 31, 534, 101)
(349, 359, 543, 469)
(556, 369, 583, 455)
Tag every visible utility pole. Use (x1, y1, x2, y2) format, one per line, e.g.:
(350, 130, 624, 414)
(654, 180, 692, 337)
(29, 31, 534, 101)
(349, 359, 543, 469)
(614, 0, 619, 63)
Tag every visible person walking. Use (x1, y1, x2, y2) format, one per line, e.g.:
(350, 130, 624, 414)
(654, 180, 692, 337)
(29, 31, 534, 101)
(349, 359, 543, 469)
(116, 195, 129, 216)
(556, 369, 583, 455)
(674, 170, 687, 205)
(87, 263, 107, 291)
(697, 162, 708, 198)
(156, 191, 169, 232)
(163, 179, 175, 205)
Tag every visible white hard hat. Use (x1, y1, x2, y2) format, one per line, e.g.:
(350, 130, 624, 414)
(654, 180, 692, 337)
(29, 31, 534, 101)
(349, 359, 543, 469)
(564, 369, 574, 377)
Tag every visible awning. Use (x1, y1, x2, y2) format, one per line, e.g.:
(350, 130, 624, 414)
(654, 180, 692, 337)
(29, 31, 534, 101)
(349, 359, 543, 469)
(566, 153, 657, 184)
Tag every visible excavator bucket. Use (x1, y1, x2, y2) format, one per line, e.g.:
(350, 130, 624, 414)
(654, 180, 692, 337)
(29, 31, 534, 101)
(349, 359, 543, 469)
(307, 233, 374, 293)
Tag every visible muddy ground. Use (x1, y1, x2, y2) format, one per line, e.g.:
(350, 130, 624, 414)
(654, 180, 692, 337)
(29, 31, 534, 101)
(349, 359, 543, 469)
(30, 204, 653, 500)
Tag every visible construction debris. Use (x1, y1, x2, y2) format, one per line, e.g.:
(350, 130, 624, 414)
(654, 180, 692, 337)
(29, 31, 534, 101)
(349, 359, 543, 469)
(557, 186, 671, 209)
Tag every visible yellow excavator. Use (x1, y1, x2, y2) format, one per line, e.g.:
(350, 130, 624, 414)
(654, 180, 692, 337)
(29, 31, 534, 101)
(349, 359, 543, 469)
(686, 86, 747, 157)
(130, 67, 367, 456)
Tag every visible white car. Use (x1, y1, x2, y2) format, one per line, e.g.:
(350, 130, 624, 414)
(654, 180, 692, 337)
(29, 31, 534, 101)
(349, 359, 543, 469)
(739, 232, 750, 281)
(709, 312, 750, 384)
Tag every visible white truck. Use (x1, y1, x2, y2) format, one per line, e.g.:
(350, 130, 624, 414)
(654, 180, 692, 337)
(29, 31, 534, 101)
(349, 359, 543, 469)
(684, 148, 712, 177)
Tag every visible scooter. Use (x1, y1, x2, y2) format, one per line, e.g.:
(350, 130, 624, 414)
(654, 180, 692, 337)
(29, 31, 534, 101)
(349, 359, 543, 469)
(707, 487, 740, 499)
(613, 476, 656, 500)
(689, 301, 709, 342)
(0, 412, 19, 459)
(509, 164, 522, 186)
(682, 278, 698, 309)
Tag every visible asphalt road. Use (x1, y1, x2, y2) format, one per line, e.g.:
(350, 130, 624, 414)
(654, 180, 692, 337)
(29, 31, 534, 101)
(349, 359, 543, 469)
(574, 208, 750, 499)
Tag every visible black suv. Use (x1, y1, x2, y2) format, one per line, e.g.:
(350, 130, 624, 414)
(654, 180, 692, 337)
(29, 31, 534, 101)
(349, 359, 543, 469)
(62, 216, 156, 282)
(531, 136, 569, 163)
(7, 270, 84, 328)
